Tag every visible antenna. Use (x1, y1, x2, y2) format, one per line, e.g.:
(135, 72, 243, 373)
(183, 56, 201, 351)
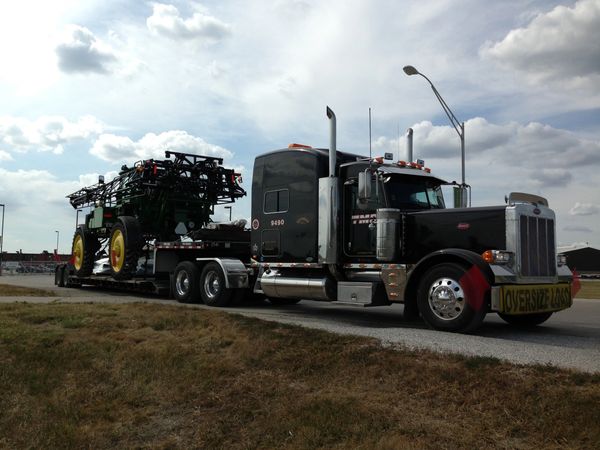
(397, 121, 400, 161)
(369, 107, 372, 158)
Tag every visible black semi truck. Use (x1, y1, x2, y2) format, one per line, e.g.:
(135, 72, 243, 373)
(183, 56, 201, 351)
(58, 107, 573, 333)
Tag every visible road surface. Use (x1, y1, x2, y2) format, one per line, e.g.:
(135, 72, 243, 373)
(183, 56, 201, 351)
(1, 275, 599, 373)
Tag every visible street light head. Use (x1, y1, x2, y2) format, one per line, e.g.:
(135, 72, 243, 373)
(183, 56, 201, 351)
(403, 65, 419, 76)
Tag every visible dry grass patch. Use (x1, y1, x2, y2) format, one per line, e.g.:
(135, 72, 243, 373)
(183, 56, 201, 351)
(0, 283, 55, 297)
(0, 303, 598, 449)
(576, 280, 600, 299)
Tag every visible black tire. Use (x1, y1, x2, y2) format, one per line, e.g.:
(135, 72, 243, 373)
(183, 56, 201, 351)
(109, 217, 142, 280)
(268, 298, 302, 306)
(417, 263, 488, 333)
(200, 262, 232, 307)
(61, 266, 70, 287)
(498, 312, 553, 327)
(172, 261, 201, 303)
(55, 265, 65, 287)
(71, 226, 98, 277)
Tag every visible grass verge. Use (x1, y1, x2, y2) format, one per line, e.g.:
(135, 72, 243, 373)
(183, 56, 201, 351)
(0, 303, 598, 449)
(577, 280, 600, 299)
(0, 283, 55, 297)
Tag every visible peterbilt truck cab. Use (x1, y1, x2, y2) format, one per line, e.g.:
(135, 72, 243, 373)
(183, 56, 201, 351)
(250, 108, 573, 332)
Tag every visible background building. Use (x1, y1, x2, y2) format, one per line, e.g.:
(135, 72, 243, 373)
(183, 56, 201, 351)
(559, 246, 600, 277)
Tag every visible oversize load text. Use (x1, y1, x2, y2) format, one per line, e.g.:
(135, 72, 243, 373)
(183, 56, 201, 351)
(502, 285, 571, 313)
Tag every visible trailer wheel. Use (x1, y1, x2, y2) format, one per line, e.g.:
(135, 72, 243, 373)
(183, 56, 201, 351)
(417, 263, 488, 333)
(200, 262, 232, 307)
(71, 226, 98, 277)
(55, 265, 65, 287)
(173, 261, 201, 303)
(498, 312, 553, 327)
(109, 217, 142, 280)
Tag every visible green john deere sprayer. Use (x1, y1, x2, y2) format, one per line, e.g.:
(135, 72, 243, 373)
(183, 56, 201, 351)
(67, 151, 246, 280)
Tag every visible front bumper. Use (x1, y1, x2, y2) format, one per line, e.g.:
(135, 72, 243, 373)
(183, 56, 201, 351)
(490, 282, 572, 314)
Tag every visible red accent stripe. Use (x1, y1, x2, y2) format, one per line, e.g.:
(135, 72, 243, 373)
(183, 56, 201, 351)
(572, 269, 581, 298)
(459, 266, 490, 311)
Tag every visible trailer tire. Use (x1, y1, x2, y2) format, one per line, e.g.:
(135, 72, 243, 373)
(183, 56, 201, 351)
(173, 261, 201, 303)
(498, 312, 553, 327)
(55, 265, 65, 287)
(417, 263, 488, 333)
(61, 266, 71, 287)
(200, 262, 232, 307)
(71, 226, 98, 277)
(109, 217, 142, 280)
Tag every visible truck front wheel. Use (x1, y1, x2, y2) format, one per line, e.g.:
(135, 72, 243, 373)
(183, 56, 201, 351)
(173, 261, 201, 303)
(417, 263, 488, 333)
(498, 312, 553, 327)
(200, 262, 232, 307)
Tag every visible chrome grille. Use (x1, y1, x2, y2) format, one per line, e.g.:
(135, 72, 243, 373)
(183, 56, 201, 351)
(519, 215, 556, 277)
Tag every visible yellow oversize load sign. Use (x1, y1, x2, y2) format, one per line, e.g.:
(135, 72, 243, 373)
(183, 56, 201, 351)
(499, 284, 572, 315)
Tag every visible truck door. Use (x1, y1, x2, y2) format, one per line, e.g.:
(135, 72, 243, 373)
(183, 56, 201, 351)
(343, 175, 385, 257)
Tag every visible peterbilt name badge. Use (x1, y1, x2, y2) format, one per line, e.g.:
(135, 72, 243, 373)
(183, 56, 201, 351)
(533, 208, 541, 215)
(457, 223, 470, 230)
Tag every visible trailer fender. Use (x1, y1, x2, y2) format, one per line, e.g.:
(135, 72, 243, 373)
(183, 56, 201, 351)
(195, 258, 249, 289)
(404, 249, 494, 313)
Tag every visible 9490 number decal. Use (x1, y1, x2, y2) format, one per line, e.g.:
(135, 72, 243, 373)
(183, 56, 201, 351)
(270, 219, 285, 227)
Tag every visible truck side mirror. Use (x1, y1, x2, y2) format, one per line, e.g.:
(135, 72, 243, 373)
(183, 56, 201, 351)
(358, 171, 371, 201)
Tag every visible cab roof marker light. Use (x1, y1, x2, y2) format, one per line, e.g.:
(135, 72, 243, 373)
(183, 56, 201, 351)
(397, 160, 406, 166)
(374, 156, 384, 164)
(424, 167, 431, 173)
(288, 143, 312, 149)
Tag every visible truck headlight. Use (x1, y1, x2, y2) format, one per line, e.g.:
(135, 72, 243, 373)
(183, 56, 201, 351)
(482, 250, 512, 264)
(557, 254, 567, 266)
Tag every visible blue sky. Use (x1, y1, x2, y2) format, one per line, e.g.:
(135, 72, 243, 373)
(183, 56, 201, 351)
(0, 0, 599, 253)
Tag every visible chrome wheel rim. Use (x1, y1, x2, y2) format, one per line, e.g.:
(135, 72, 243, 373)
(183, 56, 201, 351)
(175, 270, 190, 297)
(428, 277, 465, 320)
(203, 270, 220, 299)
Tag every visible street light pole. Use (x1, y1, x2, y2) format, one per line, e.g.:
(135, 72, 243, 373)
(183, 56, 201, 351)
(403, 65, 469, 207)
(55, 230, 59, 255)
(0, 204, 4, 276)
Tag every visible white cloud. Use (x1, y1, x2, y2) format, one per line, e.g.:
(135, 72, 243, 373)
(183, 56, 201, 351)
(146, 3, 231, 43)
(0, 167, 81, 251)
(563, 225, 593, 233)
(482, 0, 600, 84)
(78, 170, 119, 188)
(90, 130, 233, 164)
(569, 202, 600, 216)
(56, 25, 118, 74)
(530, 169, 573, 188)
(377, 117, 600, 167)
(0, 150, 13, 161)
(0, 115, 104, 154)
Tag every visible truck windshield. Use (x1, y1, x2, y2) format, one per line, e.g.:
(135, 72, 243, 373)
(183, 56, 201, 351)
(385, 176, 445, 210)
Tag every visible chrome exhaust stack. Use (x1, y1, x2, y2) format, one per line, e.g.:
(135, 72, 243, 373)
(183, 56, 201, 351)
(318, 106, 339, 265)
(406, 127, 413, 162)
(326, 106, 336, 177)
